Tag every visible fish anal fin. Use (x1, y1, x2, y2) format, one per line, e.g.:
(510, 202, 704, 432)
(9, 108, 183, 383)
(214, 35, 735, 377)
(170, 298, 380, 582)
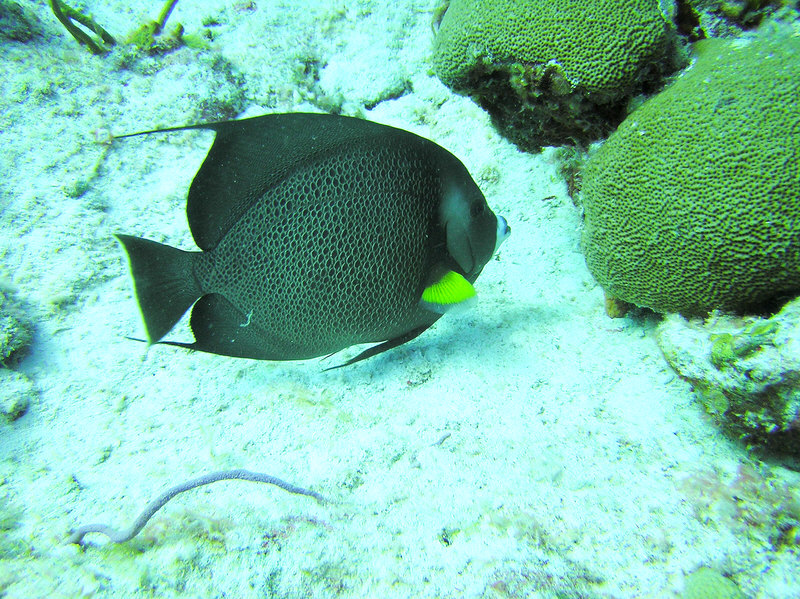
(171, 294, 292, 360)
(324, 325, 433, 370)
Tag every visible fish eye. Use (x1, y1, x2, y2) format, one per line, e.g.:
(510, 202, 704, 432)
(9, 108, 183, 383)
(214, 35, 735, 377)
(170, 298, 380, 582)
(470, 202, 485, 218)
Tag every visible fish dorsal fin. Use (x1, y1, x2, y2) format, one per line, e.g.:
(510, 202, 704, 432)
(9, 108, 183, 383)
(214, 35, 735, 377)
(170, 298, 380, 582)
(119, 113, 399, 250)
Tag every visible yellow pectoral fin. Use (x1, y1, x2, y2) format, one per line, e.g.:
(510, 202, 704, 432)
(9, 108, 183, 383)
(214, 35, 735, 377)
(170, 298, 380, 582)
(420, 271, 477, 314)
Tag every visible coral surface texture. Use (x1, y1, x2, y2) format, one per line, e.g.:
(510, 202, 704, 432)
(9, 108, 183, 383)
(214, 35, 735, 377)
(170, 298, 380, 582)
(581, 31, 800, 316)
(433, 0, 682, 150)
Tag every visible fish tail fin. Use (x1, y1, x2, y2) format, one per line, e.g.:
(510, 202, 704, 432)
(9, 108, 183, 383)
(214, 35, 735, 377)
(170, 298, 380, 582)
(115, 234, 202, 343)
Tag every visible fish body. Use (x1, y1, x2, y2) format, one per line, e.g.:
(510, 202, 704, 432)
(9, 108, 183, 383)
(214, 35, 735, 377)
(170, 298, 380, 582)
(116, 113, 509, 365)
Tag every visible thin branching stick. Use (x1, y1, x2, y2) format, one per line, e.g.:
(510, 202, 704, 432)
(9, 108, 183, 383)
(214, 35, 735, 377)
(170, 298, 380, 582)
(50, 0, 181, 55)
(155, 0, 180, 33)
(49, 0, 116, 55)
(67, 469, 327, 546)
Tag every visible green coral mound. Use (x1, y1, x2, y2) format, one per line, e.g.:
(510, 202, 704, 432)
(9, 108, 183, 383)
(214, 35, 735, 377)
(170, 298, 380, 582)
(432, 0, 682, 151)
(581, 30, 800, 316)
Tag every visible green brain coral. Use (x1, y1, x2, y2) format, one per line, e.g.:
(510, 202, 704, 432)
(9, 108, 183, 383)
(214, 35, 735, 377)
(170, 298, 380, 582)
(432, 0, 683, 151)
(580, 30, 800, 316)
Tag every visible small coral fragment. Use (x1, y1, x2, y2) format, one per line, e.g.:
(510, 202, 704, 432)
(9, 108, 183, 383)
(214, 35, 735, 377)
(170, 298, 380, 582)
(0, 370, 34, 422)
(657, 297, 800, 457)
(682, 567, 745, 599)
(0, 289, 33, 367)
(603, 293, 632, 319)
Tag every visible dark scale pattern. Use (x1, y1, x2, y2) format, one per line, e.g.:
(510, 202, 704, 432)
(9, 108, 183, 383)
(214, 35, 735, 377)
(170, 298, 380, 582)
(194, 144, 442, 358)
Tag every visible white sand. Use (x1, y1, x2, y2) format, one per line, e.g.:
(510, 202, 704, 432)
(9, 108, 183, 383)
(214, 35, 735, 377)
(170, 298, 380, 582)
(1, 1, 797, 597)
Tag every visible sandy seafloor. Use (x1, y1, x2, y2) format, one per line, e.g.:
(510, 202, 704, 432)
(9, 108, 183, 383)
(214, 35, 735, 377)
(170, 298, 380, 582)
(0, 1, 798, 597)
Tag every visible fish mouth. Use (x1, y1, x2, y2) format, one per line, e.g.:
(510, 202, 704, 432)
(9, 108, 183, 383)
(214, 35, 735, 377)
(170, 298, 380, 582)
(494, 215, 510, 253)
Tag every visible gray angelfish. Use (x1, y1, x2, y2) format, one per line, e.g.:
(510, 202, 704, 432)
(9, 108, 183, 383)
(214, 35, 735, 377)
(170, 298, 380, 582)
(115, 113, 509, 367)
